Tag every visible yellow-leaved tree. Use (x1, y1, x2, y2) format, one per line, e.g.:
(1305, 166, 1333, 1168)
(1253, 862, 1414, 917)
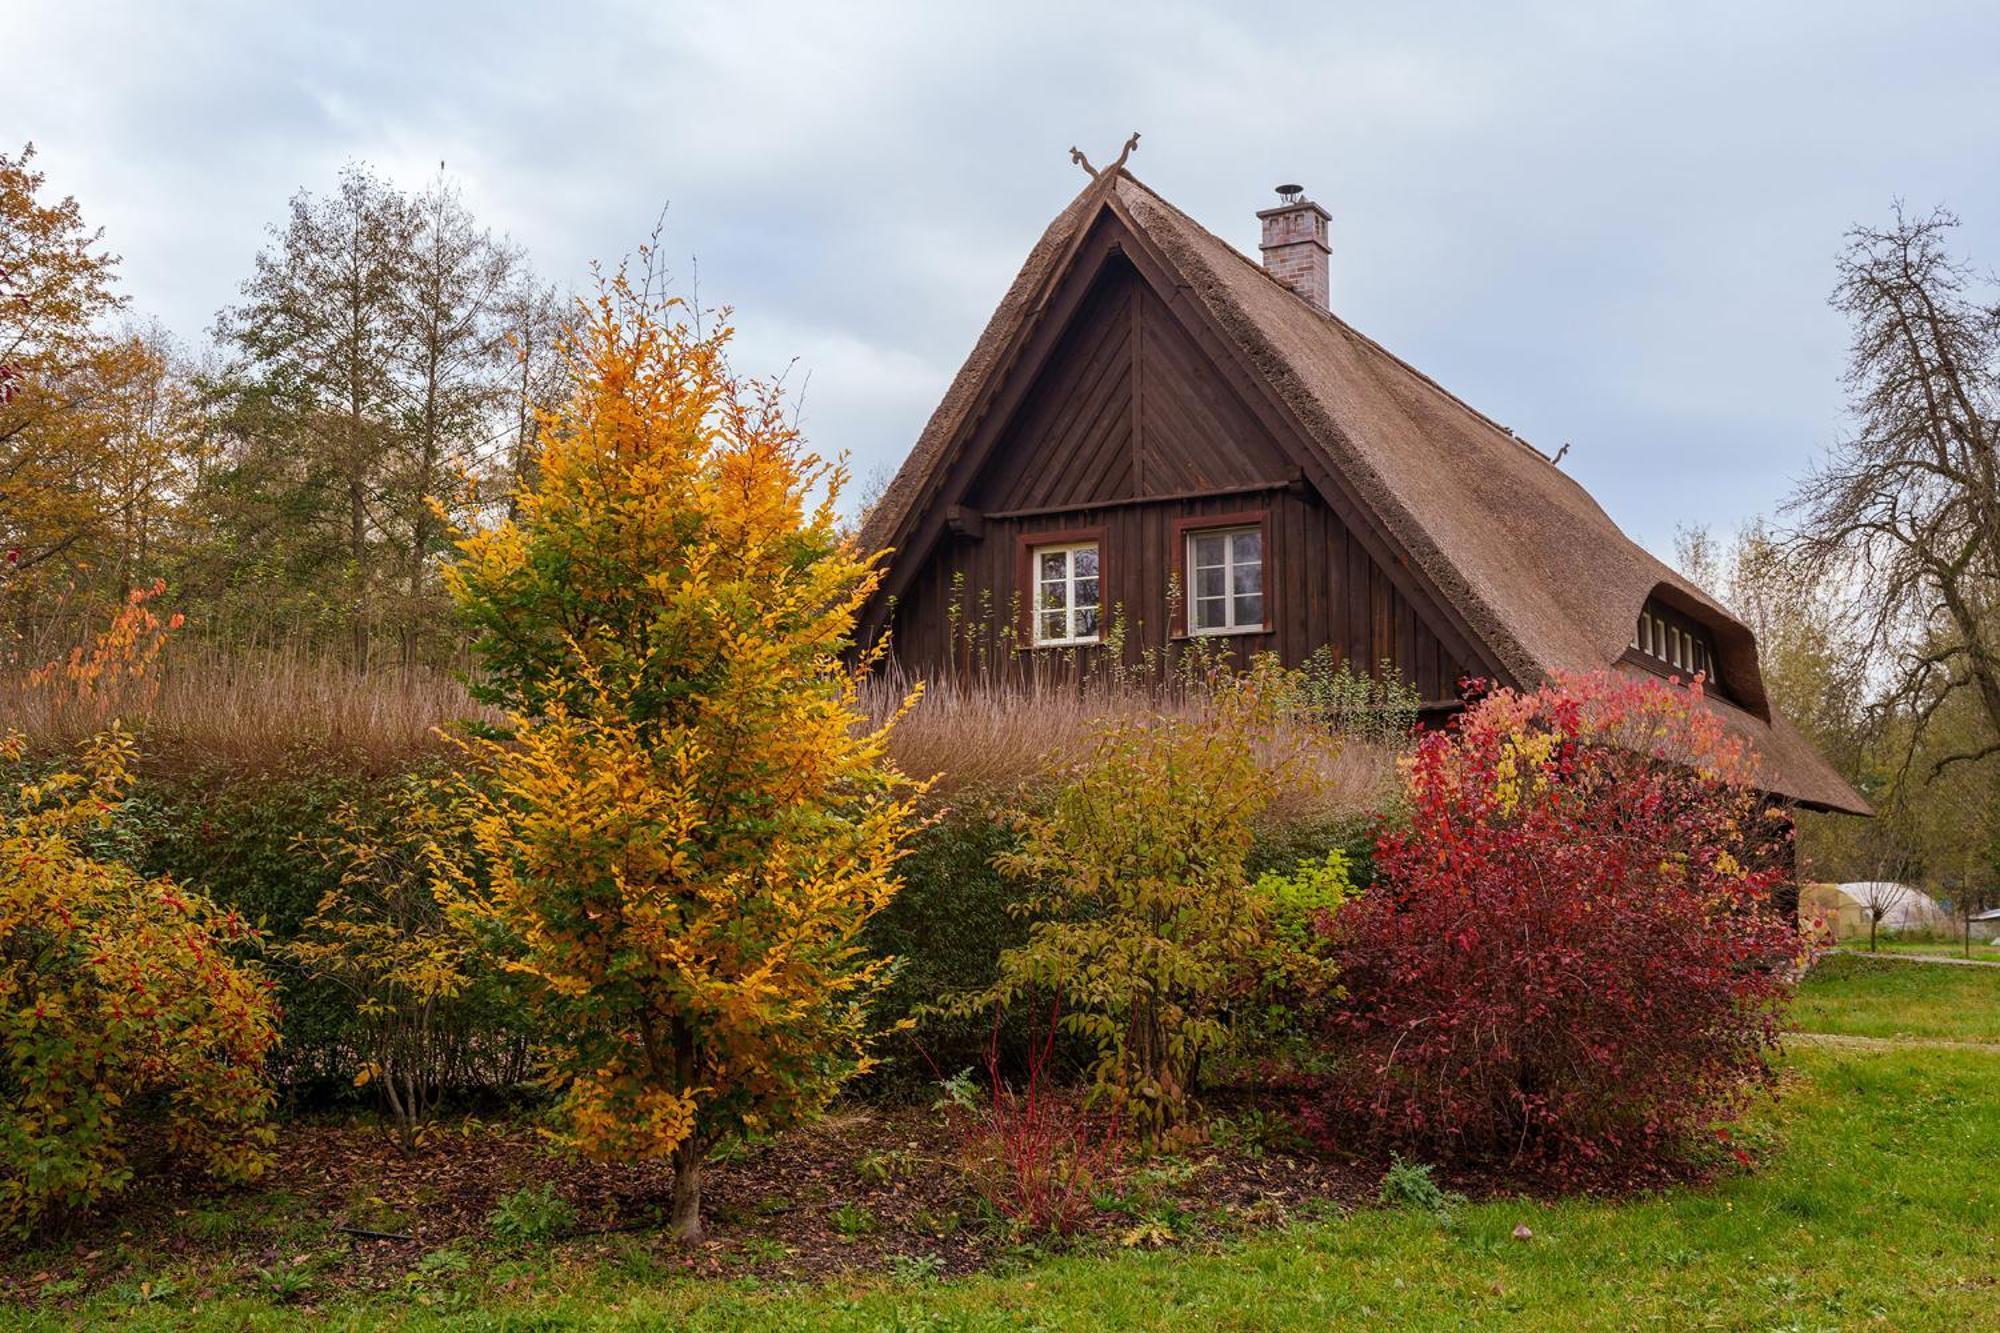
(440, 262, 921, 1240)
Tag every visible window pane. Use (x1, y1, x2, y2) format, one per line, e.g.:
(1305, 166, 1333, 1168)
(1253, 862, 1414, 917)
(1193, 534, 1226, 567)
(1194, 596, 1227, 629)
(1074, 606, 1099, 639)
(1195, 566, 1225, 599)
(1039, 550, 1067, 581)
(1073, 545, 1098, 577)
(1039, 583, 1066, 611)
(1039, 611, 1066, 642)
(1234, 593, 1264, 627)
(1073, 577, 1098, 609)
(1231, 530, 1262, 564)
(1232, 562, 1262, 595)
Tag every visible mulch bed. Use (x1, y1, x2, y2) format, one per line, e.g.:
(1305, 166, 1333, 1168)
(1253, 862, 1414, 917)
(0, 1102, 1380, 1307)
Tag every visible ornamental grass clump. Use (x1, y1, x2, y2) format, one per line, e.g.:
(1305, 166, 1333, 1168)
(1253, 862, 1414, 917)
(1318, 670, 1805, 1176)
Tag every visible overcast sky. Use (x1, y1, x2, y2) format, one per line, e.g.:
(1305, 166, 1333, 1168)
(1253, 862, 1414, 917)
(10, 1, 1999, 557)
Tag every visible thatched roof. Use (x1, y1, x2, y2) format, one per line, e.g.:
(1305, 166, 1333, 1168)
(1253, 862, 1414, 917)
(860, 170, 1869, 816)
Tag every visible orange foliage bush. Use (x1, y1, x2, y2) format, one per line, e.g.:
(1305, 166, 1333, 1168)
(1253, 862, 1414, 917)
(0, 590, 278, 1235)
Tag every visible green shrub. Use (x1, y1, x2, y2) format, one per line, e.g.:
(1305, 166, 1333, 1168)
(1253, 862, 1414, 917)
(285, 768, 534, 1143)
(1254, 851, 1355, 942)
(861, 802, 1032, 1084)
(1248, 811, 1378, 883)
(949, 669, 1344, 1143)
(128, 754, 533, 1104)
(487, 1182, 575, 1244)
(1233, 851, 1354, 1065)
(128, 758, 378, 1092)
(1377, 1154, 1465, 1222)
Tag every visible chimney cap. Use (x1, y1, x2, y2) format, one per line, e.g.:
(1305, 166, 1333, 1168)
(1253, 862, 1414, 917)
(1275, 183, 1305, 204)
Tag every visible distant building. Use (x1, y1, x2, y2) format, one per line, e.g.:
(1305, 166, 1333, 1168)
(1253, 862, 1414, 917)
(1829, 882, 1955, 936)
(1799, 883, 1867, 940)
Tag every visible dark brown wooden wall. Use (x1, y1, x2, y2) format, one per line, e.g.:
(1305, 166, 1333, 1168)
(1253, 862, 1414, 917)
(880, 252, 1476, 704)
(966, 259, 1296, 513)
(887, 488, 1473, 703)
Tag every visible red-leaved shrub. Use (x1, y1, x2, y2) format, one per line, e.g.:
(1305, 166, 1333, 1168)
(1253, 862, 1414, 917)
(1313, 671, 1806, 1173)
(939, 1000, 1122, 1237)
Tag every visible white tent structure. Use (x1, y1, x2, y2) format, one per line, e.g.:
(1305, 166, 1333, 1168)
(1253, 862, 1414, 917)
(1836, 882, 1956, 935)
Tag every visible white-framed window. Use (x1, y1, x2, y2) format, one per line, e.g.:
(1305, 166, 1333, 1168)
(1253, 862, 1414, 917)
(1032, 541, 1101, 645)
(1186, 526, 1265, 634)
(1632, 603, 1718, 682)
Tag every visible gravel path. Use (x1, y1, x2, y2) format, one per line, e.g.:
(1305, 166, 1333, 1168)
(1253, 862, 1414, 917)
(1792, 1031, 2000, 1053)
(1827, 948, 2000, 969)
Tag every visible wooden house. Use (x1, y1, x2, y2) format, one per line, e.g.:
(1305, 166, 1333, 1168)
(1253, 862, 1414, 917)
(856, 164, 1868, 815)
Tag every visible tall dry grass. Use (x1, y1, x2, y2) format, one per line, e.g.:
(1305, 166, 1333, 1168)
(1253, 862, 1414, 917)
(866, 669, 1403, 824)
(0, 639, 491, 775)
(3, 637, 1407, 817)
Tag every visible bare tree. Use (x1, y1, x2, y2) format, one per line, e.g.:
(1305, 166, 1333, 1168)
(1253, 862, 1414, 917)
(1855, 875, 1912, 953)
(389, 172, 520, 668)
(221, 164, 413, 667)
(214, 164, 555, 666)
(1788, 205, 2000, 778)
(495, 276, 569, 519)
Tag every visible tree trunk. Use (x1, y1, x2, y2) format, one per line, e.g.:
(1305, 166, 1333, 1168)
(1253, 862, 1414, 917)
(350, 470, 369, 668)
(669, 1136, 703, 1242)
(663, 1012, 705, 1241)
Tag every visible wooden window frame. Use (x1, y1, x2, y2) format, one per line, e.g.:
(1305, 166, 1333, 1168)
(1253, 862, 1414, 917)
(1170, 510, 1274, 639)
(1624, 599, 1723, 691)
(1017, 526, 1107, 648)
(1184, 525, 1267, 637)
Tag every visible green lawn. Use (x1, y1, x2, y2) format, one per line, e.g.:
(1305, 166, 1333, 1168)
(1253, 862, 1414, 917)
(1845, 938, 2000, 963)
(9, 959, 1998, 1330)
(1794, 951, 2000, 1043)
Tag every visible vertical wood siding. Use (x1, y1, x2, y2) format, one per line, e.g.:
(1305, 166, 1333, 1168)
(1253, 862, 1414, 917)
(886, 489, 1472, 703)
(880, 255, 1474, 704)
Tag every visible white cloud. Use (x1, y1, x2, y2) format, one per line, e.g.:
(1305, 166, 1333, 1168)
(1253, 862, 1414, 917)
(6, 0, 1998, 550)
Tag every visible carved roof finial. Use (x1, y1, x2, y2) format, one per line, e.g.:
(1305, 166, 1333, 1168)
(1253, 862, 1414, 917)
(1069, 131, 1141, 181)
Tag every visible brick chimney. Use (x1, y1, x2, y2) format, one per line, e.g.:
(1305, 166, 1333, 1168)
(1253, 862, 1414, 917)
(1257, 184, 1331, 311)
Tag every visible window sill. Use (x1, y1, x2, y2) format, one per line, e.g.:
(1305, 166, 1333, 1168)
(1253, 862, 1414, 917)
(1030, 639, 1101, 649)
(1617, 647, 1724, 696)
(1175, 626, 1270, 641)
